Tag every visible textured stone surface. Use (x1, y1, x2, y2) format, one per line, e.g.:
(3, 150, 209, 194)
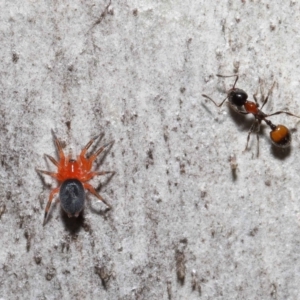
(1, 1, 300, 299)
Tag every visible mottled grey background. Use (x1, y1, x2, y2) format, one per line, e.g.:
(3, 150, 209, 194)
(1, 1, 300, 299)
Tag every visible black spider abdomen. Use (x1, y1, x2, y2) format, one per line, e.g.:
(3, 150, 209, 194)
(59, 179, 85, 217)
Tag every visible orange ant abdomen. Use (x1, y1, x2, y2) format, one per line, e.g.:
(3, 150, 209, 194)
(269, 124, 291, 148)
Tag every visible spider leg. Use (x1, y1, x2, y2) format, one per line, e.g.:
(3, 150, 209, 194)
(89, 141, 114, 164)
(78, 135, 102, 162)
(80, 138, 96, 158)
(84, 171, 115, 181)
(54, 137, 65, 164)
(43, 187, 60, 226)
(36, 169, 59, 180)
(44, 154, 59, 167)
(84, 183, 111, 209)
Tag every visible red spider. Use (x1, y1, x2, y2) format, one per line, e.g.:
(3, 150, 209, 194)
(37, 133, 114, 225)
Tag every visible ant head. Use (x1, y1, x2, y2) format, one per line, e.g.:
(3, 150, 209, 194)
(270, 124, 291, 148)
(228, 88, 248, 106)
(59, 179, 85, 217)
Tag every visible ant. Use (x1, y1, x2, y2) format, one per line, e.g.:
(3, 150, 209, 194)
(202, 74, 300, 155)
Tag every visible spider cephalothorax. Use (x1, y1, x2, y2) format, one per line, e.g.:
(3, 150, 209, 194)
(37, 133, 114, 225)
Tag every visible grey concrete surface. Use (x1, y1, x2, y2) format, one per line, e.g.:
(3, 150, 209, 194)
(1, 0, 300, 299)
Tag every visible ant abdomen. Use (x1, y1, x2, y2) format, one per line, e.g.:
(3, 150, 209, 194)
(270, 124, 291, 148)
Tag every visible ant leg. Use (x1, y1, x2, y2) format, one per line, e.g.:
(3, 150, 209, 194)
(43, 187, 60, 226)
(252, 78, 266, 107)
(244, 123, 255, 152)
(84, 171, 115, 181)
(36, 168, 59, 180)
(261, 82, 276, 110)
(229, 103, 249, 115)
(203, 74, 239, 107)
(253, 94, 260, 110)
(267, 111, 300, 118)
(202, 94, 228, 107)
(253, 81, 259, 105)
(254, 121, 262, 157)
(216, 74, 239, 89)
(244, 120, 260, 152)
(256, 132, 260, 157)
(83, 183, 111, 209)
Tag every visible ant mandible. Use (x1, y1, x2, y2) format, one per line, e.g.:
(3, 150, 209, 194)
(202, 74, 300, 154)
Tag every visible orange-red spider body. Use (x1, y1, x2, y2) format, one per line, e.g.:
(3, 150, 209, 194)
(37, 134, 114, 225)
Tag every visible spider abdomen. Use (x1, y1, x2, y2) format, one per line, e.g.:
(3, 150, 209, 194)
(59, 179, 85, 217)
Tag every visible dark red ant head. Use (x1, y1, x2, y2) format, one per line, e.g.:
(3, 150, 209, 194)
(59, 179, 85, 217)
(228, 88, 248, 106)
